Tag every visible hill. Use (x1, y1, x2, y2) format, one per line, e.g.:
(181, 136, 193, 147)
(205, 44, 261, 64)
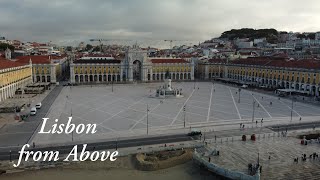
(219, 28, 279, 43)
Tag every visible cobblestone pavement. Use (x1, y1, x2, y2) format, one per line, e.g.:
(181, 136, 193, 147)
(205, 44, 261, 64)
(205, 131, 320, 180)
(28, 82, 320, 145)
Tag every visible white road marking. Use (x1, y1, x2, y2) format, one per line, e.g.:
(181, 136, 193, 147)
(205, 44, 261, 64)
(170, 89, 196, 125)
(228, 87, 242, 120)
(207, 84, 214, 122)
(98, 97, 148, 125)
(251, 93, 272, 118)
(210, 108, 241, 117)
(279, 100, 302, 117)
(187, 104, 208, 110)
(130, 103, 162, 130)
(128, 107, 173, 119)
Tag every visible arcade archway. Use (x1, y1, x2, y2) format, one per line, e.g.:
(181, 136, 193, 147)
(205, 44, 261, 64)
(133, 60, 142, 81)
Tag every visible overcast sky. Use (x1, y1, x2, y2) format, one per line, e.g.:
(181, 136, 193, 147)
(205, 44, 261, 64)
(1, 0, 320, 46)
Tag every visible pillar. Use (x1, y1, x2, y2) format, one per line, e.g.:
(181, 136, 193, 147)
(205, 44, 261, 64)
(120, 66, 123, 82)
(128, 65, 133, 81)
(204, 65, 209, 80)
(50, 64, 56, 83)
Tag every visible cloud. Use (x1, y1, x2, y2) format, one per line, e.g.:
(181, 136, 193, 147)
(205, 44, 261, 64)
(0, 0, 319, 46)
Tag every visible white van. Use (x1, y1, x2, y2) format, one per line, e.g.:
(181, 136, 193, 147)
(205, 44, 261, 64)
(30, 107, 37, 116)
(36, 102, 42, 109)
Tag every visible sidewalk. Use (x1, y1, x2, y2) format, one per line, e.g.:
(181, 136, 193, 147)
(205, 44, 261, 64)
(0, 85, 64, 147)
(0, 87, 55, 129)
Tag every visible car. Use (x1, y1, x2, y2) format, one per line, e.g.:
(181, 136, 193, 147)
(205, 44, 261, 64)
(63, 83, 73, 86)
(187, 130, 202, 136)
(241, 85, 248, 88)
(35, 102, 42, 109)
(30, 107, 37, 115)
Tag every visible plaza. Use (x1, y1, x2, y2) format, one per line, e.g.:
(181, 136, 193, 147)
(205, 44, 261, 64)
(30, 82, 320, 145)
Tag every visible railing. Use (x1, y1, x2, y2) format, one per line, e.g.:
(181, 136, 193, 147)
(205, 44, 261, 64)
(193, 149, 260, 180)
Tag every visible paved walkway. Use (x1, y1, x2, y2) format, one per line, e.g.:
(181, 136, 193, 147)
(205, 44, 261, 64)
(203, 131, 320, 180)
(0, 85, 63, 147)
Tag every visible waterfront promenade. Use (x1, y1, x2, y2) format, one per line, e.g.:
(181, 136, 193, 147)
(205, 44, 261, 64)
(201, 130, 320, 180)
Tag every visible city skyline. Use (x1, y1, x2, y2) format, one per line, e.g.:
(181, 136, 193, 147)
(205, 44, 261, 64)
(1, 0, 320, 45)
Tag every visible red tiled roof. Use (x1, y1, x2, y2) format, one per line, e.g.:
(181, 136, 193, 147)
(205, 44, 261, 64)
(0, 57, 27, 70)
(208, 59, 227, 63)
(150, 58, 188, 64)
(82, 54, 113, 57)
(230, 58, 320, 69)
(268, 59, 320, 69)
(51, 55, 67, 59)
(16, 55, 51, 64)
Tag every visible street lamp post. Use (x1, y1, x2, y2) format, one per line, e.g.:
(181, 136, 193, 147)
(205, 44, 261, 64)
(116, 138, 118, 150)
(147, 104, 149, 135)
(252, 100, 256, 123)
(238, 88, 241, 103)
(183, 105, 186, 128)
(290, 97, 294, 121)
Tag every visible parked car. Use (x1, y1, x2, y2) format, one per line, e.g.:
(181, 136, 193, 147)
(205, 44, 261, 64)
(30, 107, 37, 115)
(241, 85, 248, 88)
(187, 130, 202, 136)
(36, 102, 42, 109)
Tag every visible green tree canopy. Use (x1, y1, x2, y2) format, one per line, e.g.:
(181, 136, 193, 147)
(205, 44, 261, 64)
(85, 44, 93, 51)
(92, 46, 101, 52)
(0, 43, 14, 51)
(219, 28, 279, 43)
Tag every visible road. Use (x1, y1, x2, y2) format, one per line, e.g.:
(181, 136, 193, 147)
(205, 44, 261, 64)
(0, 133, 193, 160)
(0, 85, 64, 147)
(0, 120, 318, 161)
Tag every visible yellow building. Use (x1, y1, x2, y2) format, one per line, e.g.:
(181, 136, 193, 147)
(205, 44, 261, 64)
(198, 58, 320, 96)
(0, 57, 32, 102)
(70, 46, 194, 84)
(16, 55, 68, 83)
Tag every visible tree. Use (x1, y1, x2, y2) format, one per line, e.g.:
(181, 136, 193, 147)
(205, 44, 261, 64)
(217, 44, 224, 48)
(66, 46, 73, 51)
(297, 34, 306, 39)
(219, 28, 278, 42)
(0, 43, 14, 51)
(85, 44, 93, 51)
(92, 46, 101, 52)
(307, 33, 315, 40)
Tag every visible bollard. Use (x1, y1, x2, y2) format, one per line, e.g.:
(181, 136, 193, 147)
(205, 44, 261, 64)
(227, 138, 228, 142)
(264, 134, 265, 138)
(232, 137, 233, 142)
(221, 139, 222, 143)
